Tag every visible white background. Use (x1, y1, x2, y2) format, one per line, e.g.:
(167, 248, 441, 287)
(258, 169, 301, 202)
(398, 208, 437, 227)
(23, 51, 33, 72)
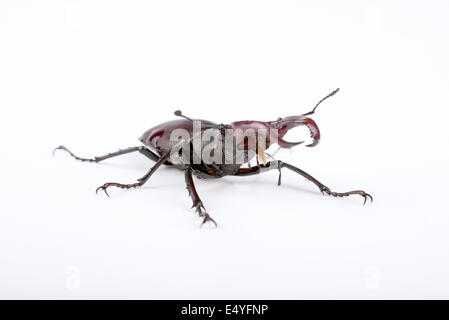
(1, 0, 448, 299)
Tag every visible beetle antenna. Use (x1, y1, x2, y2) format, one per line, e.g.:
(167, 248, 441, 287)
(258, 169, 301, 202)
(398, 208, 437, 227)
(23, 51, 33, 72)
(175, 110, 224, 131)
(302, 88, 340, 116)
(174, 110, 193, 121)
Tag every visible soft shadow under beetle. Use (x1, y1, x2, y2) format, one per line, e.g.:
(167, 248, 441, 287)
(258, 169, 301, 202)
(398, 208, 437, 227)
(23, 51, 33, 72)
(54, 88, 372, 227)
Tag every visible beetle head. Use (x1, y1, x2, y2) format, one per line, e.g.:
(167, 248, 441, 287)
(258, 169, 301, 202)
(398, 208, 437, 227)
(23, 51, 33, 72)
(229, 116, 320, 150)
(228, 117, 319, 165)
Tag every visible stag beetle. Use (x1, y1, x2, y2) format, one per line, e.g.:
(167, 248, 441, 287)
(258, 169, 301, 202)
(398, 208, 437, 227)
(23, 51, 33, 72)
(54, 88, 372, 226)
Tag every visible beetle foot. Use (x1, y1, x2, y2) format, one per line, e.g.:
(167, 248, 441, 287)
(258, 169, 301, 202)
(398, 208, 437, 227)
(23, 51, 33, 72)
(320, 186, 373, 205)
(96, 182, 140, 197)
(192, 200, 205, 215)
(53, 145, 96, 162)
(192, 202, 217, 227)
(200, 213, 217, 228)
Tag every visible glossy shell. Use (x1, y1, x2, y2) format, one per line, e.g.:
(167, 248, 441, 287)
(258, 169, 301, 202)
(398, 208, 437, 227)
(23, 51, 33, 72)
(139, 119, 218, 153)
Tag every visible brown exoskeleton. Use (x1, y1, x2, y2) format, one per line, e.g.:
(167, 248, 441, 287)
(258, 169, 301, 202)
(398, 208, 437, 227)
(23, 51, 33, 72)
(54, 88, 372, 226)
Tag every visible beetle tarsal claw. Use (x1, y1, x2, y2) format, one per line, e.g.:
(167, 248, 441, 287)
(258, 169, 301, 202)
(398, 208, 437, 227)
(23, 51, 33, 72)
(362, 193, 374, 205)
(320, 187, 373, 205)
(191, 202, 217, 227)
(200, 213, 217, 228)
(96, 185, 111, 198)
(96, 184, 113, 198)
(95, 181, 141, 198)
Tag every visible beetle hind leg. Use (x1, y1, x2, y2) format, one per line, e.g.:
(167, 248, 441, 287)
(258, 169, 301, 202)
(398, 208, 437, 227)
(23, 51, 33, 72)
(185, 167, 217, 227)
(53, 145, 162, 163)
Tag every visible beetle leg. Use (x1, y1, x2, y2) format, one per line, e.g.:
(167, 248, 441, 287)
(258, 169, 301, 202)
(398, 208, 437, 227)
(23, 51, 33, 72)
(96, 152, 170, 197)
(234, 161, 373, 205)
(280, 162, 373, 204)
(185, 166, 217, 227)
(277, 160, 282, 186)
(53, 145, 163, 163)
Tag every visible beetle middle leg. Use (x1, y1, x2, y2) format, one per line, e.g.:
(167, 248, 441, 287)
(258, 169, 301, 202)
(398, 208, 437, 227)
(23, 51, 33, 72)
(185, 166, 217, 227)
(235, 161, 373, 204)
(96, 152, 171, 197)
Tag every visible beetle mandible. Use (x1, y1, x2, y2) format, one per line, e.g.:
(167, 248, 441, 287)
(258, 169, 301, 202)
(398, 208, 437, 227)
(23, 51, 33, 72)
(54, 88, 372, 227)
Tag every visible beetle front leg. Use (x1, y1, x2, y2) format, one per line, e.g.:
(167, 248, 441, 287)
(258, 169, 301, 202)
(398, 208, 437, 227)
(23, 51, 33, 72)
(235, 161, 373, 205)
(185, 167, 217, 227)
(96, 152, 170, 197)
(280, 162, 373, 204)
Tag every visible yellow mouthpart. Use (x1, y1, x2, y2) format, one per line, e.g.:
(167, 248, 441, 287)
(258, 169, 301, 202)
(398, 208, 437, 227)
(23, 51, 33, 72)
(257, 147, 267, 166)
